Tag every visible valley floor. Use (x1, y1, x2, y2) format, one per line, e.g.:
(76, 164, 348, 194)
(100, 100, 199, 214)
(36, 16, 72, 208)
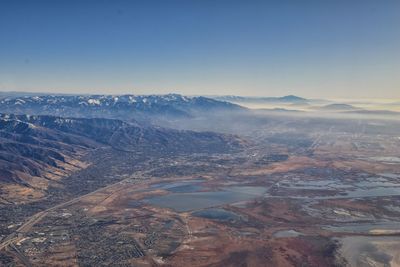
(1, 116, 400, 267)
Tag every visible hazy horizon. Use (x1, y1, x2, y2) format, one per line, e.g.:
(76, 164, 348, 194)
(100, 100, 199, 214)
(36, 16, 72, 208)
(1, 0, 400, 99)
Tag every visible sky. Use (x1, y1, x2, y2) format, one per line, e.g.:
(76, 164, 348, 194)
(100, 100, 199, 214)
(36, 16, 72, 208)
(0, 0, 399, 99)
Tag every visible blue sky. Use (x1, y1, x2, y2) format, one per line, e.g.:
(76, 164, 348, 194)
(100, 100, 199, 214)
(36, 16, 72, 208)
(0, 0, 399, 98)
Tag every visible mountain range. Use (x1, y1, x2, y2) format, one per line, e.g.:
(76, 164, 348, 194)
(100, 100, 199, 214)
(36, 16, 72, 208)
(0, 94, 244, 121)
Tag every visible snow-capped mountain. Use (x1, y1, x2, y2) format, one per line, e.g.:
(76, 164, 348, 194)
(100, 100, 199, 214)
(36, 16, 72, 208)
(0, 94, 244, 120)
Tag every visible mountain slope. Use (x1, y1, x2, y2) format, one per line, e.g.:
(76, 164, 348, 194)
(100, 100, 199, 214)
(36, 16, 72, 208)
(0, 115, 98, 204)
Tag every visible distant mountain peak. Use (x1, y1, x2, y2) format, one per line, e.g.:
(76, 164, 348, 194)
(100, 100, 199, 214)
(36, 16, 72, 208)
(280, 95, 307, 101)
(318, 103, 359, 111)
(211, 95, 308, 104)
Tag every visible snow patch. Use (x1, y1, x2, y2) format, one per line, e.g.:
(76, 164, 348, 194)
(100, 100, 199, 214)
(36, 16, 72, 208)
(88, 99, 101, 105)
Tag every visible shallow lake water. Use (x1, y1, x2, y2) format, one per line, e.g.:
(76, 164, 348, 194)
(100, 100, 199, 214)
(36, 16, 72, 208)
(192, 208, 242, 222)
(369, 156, 400, 164)
(272, 176, 400, 200)
(324, 221, 400, 234)
(144, 186, 266, 212)
(339, 187, 400, 199)
(273, 230, 302, 238)
(222, 186, 267, 195)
